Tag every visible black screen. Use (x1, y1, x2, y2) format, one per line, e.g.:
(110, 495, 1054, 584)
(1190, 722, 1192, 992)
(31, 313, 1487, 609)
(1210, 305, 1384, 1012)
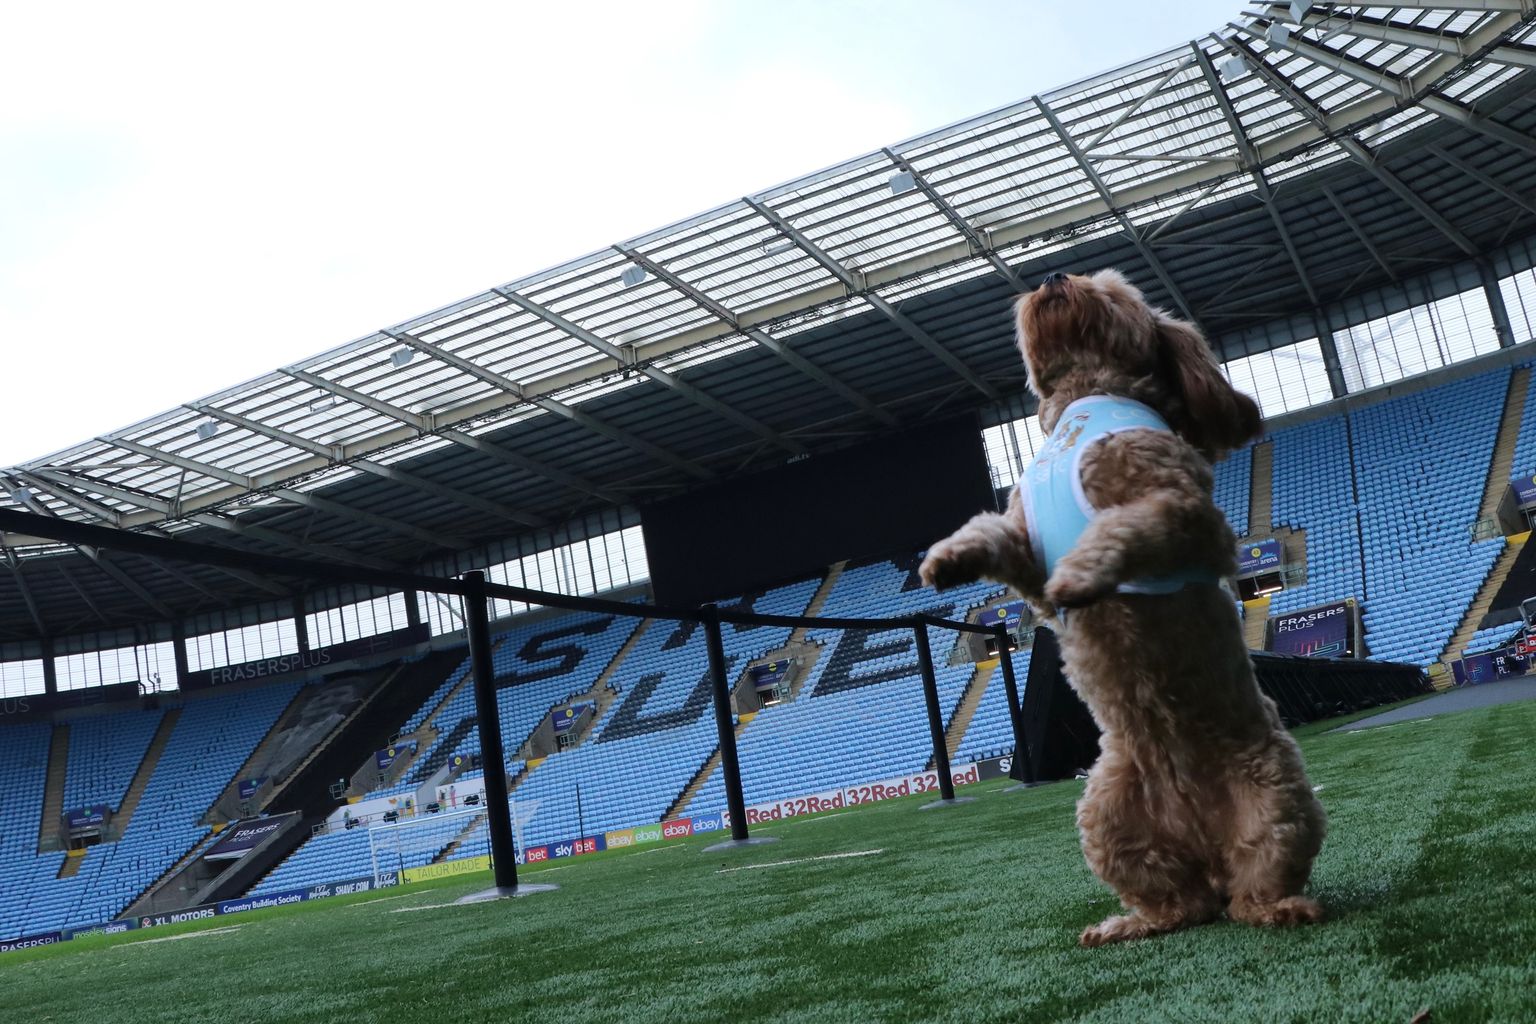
(641, 417, 995, 606)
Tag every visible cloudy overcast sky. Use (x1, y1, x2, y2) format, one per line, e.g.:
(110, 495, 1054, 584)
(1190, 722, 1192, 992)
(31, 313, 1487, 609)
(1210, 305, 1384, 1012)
(0, 0, 1242, 467)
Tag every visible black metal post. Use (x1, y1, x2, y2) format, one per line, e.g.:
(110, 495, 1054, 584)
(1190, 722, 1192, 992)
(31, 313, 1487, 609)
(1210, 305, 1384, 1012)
(914, 617, 957, 802)
(464, 571, 519, 892)
(994, 624, 1036, 785)
(703, 604, 751, 842)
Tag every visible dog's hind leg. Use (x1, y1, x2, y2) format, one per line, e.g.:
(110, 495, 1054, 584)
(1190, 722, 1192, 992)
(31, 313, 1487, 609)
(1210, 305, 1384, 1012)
(1076, 747, 1223, 947)
(1221, 745, 1327, 929)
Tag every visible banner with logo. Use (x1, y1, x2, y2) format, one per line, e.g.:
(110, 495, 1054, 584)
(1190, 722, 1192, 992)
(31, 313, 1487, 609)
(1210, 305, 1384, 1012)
(0, 931, 62, 954)
(401, 855, 490, 884)
(749, 660, 793, 689)
(1267, 601, 1354, 658)
(203, 814, 294, 862)
(1513, 474, 1536, 508)
(725, 763, 982, 828)
(977, 601, 1028, 630)
(375, 742, 416, 772)
(550, 705, 591, 735)
(182, 623, 430, 690)
(1237, 539, 1283, 577)
(237, 778, 268, 800)
(62, 920, 135, 941)
(63, 805, 111, 831)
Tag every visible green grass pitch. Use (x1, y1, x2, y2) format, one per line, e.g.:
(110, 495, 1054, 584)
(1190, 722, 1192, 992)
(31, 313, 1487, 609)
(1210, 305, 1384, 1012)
(6, 698, 1536, 1023)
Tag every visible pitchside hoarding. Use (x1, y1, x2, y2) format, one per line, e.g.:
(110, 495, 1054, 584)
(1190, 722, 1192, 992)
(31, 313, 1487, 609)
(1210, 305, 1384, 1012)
(0, 931, 62, 953)
(1267, 601, 1355, 658)
(181, 623, 429, 689)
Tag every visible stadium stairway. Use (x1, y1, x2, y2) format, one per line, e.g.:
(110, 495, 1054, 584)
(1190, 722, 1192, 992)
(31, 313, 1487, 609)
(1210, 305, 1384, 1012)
(1479, 367, 1531, 524)
(660, 565, 846, 819)
(432, 811, 489, 864)
(204, 683, 311, 821)
(37, 724, 68, 852)
(513, 617, 653, 762)
(940, 660, 997, 765)
(1248, 441, 1274, 536)
(268, 647, 468, 825)
(1440, 531, 1531, 676)
(112, 707, 181, 835)
(1243, 596, 1271, 650)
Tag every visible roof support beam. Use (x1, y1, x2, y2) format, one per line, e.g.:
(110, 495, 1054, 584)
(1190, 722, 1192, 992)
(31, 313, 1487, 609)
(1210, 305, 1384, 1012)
(3, 549, 47, 635)
(11, 471, 276, 599)
(1320, 186, 1399, 283)
(1420, 95, 1536, 159)
(381, 330, 709, 483)
(1034, 96, 1199, 323)
(1339, 139, 1479, 255)
(491, 287, 807, 457)
(743, 198, 1000, 400)
(54, 563, 107, 625)
(1082, 55, 1197, 151)
(376, 331, 628, 502)
(193, 395, 542, 530)
(1216, 32, 1479, 257)
(85, 550, 174, 619)
(1487, 43, 1536, 68)
(1234, 18, 1415, 98)
(613, 244, 901, 427)
(1427, 145, 1536, 217)
(1192, 44, 1321, 307)
(878, 148, 1027, 292)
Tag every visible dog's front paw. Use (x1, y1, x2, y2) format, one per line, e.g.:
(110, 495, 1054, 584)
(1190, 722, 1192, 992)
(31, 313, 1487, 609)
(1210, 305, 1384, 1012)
(1045, 563, 1116, 608)
(919, 540, 983, 592)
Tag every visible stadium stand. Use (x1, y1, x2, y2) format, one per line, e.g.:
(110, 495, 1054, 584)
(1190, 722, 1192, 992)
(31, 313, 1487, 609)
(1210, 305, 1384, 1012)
(61, 709, 165, 815)
(690, 557, 1002, 812)
(0, 684, 300, 938)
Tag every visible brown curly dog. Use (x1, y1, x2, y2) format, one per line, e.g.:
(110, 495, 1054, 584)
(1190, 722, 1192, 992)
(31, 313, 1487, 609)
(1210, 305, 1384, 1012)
(921, 269, 1325, 947)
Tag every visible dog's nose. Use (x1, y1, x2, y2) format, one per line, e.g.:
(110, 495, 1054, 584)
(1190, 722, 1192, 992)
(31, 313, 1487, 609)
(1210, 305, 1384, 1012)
(1041, 272, 1067, 288)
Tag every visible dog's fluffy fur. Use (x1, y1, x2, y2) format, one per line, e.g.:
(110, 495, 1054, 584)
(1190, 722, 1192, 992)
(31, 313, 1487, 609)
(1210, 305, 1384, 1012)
(921, 269, 1326, 947)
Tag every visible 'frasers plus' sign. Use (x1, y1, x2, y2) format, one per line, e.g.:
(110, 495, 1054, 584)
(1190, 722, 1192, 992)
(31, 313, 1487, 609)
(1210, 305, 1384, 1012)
(203, 814, 293, 862)
(1268, 602, 1353, 658)
(0, 931, 61, 954)
(1237, 538, 1283, 577)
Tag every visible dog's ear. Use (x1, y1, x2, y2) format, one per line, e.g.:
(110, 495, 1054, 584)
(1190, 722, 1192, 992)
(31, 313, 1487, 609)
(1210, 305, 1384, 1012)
(1155, 314, 1262, 457)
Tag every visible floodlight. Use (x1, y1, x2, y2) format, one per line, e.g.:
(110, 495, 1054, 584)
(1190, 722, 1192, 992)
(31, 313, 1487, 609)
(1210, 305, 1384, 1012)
(762, 239, 795, 256)
(620, 265, 647, 288)
(888, 171, 916, 195)
(195, 421, 219, 441)
(309, 397, 339, 413)
(1289, 1, 1311, 21)
(390, 347, 414, 368)
(9, 487, 32, 504)
(1268, 23, 1291, 46)
(1220, 55, 1249, 80)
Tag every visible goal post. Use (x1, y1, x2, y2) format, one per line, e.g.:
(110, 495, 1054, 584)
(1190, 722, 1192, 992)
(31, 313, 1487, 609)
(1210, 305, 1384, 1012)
(366, 799, 539, 886)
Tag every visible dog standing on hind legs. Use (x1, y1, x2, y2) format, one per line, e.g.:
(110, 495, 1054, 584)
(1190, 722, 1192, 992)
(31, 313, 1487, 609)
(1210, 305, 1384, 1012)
(921, 269, 1326, 947)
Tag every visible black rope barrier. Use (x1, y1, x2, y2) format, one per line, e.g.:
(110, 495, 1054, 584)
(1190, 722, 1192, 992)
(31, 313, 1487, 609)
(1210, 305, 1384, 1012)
(0, 507, 1034, 854)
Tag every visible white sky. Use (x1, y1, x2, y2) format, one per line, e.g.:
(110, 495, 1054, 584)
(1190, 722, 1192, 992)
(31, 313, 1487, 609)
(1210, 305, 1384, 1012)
(0, 0, 1242, 468)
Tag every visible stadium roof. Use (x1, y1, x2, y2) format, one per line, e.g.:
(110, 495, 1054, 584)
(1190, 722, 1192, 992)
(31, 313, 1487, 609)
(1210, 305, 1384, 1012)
(4, 2, 1536, 641)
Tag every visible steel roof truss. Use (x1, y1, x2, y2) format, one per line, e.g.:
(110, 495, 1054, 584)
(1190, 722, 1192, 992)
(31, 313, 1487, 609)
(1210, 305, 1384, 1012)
(491, 287, 806, 458)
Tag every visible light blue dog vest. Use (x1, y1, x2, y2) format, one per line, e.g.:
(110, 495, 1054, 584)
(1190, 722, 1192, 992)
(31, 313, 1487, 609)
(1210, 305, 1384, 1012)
(1019, 395, 1214, 596)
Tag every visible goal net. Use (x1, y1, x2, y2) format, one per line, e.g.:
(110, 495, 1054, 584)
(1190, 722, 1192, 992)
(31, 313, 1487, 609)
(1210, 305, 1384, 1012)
(367, 800, 539, 885)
